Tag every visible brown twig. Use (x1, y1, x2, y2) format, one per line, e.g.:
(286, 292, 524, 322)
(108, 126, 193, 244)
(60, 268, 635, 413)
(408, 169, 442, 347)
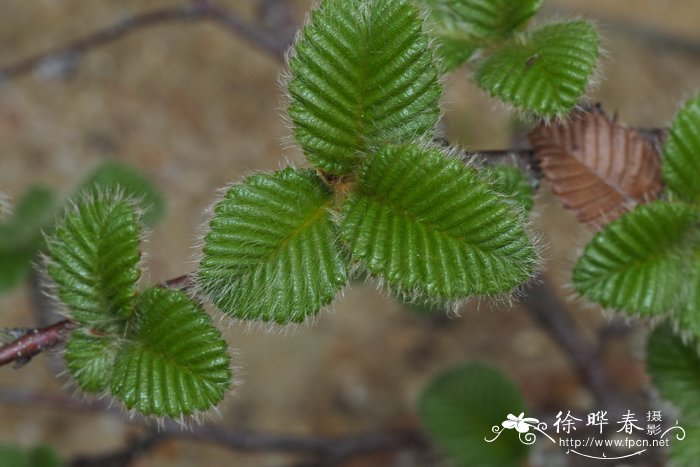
(0, 319, 76, 368)
(0, 0, 287, 82)
(0, 386, 426, 466)
(0, 273, 196, 368)
(520, 275, 619, 409)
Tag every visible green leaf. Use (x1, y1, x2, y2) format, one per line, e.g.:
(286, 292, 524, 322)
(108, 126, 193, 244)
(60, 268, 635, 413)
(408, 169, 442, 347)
(675, 249, 700, 338)
(0, 192, 9, 218)
(481, 165, 534, 214)
(78, 161, 165, 226)
(670, 425, 700, 467)
(573, 201, 697, 315)
(663, 95, 700, 204)
(0, 444, 63, 467)
(200, 168, 348, 323)
(646, 324, 700, 420)
(110, 287, 231, 417)
(0, 187, 58, 292)
(46, 194, 141, 327)
(288, 0, 442, 175)
(420, 363, 528, 467)
(65, 330, 118, 393)
(417, 0, 542, 71)
(474, 21, 599, 117)
(340, 144, 537, 298)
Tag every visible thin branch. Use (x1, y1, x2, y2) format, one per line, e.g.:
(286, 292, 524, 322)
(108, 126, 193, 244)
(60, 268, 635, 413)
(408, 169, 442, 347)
(0, 273, 195, 368)
(70, 432, 164, 467)
(0, 0, 287, 82)
(0, 319, 76, 368)
(519, 275, 619, 409)
(0, 387, 426, 466)
(160, 273, 196, 292)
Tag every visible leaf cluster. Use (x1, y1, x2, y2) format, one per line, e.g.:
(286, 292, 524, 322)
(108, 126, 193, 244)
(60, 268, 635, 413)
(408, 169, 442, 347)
(572, 96, 700, 335)
(198, 0, 539, 324)
(416, 0, 600, 117)
(47, 194, 231, 418)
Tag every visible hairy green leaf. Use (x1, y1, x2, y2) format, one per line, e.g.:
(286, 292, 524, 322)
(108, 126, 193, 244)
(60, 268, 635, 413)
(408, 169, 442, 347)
(647, 324, 700, 420)
(0, 187, 58, 292)
(482, 165, 534, 214)
(46, 195, 141, 326)
(200, 168, 348, 323)
(288, 0, 442, 175)
(663, 95, 700, 204)
(675, 249, 700, 338)
(110, 287, 231, 417)
(0, 444, 62, 467)
(417, 0, 542, 71)
(420, 363, 528, 467)
(78, 161, 165, 226)
(340, 144, 537, 298)
(474, 21, 599, 117)
(573, 202, 697, 315)
(65, 330, 118, 393)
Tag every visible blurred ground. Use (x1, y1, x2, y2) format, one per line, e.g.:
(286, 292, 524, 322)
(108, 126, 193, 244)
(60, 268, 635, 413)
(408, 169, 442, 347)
(1, 1, 699, 466)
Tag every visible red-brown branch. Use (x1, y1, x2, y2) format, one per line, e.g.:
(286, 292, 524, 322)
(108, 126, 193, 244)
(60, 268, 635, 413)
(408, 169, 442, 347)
(0, 273, 195, 368)
(0, 319, 76, 367)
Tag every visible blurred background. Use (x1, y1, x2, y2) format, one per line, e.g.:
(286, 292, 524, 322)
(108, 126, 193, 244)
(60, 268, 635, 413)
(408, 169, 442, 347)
(1, 0, 699, 465)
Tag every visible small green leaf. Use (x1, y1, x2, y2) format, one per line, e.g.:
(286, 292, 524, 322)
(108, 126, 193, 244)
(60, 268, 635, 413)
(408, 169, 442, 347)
(417, 0, 542, 71)
(46, 194, 141, 327)
(663, 95, 700, 204)
(420, 363, 528, 467)
(200, 168, 348, 323)
(646, 324, 700, 420)
(474, 21, 599, 117)
(0, 444, 63, 467)
(481, 165, 534, 214)
(0, 187, 58, 292)
(65, 330, 118, 393)
(78, 161, 165, 226)
(110, 287, 231, 417)
(288, 0, 442, 175)
(340, 144, 537, 298)
(573, 201, 697, 315)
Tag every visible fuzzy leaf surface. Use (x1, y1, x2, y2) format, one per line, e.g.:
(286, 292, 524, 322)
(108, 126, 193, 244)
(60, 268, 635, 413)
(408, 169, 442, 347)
(475, 21, 599, 117)
(573, 202, 697, 315)
(340, 144, 537, 298)
(0, 187, 58, 292)
(676, 250, 700, 338)
(288, 0, 441, 175)
(65, 330, 118, 393)
(420, 363, 528, 467)
(647, 324, 700, 420)
(481, 165, 534, 214)
(78, 161, 165, 226)
(663, 95, 700, 204)
(530, 110, 662, 228)
(110, 288, 231, 417)
(46, 195, 141, 326)
(200, 168, 348, 323)
(418, 0, 542, 71)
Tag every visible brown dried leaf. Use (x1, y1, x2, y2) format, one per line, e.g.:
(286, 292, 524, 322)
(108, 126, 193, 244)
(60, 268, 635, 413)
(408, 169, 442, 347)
(529, 110, 663, 229)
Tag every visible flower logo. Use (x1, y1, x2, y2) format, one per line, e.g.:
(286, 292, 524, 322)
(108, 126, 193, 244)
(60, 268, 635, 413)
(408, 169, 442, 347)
(502, 412, 540, 433)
